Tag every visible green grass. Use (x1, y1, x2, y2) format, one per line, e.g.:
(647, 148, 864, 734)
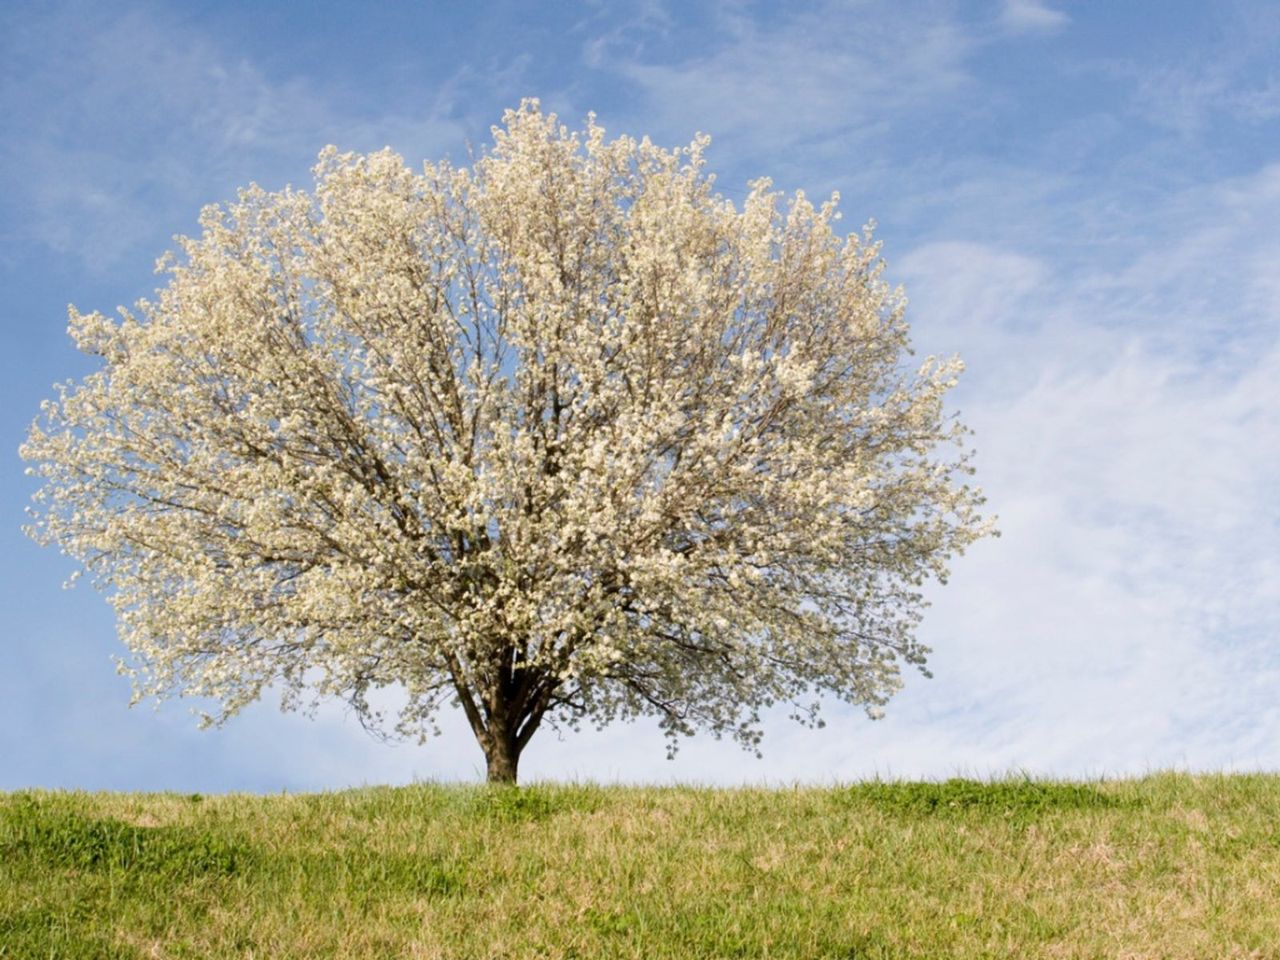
(3, 774, 1279, 958)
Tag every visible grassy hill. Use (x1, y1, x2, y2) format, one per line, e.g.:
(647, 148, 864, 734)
(3, 774, 1278, 958)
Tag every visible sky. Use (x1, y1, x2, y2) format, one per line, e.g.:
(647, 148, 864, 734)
(2, 0, 1277, 791)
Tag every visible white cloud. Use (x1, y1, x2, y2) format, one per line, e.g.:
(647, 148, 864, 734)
(0, 5, 470, 272)
(588, 0, 973, 186)
(1110, 8, 1280, 137)
(1000, 0, 1069, 35)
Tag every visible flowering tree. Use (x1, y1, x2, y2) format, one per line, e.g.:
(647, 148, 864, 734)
(23, 102, 993, 784)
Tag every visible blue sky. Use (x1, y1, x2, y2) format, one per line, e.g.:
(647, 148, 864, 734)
(2, 0, 1277, 790)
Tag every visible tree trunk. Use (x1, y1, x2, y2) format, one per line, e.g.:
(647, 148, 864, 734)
(482, 728, 521, 785)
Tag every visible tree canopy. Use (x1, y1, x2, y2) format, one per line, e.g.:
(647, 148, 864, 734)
(23, 102, 993, 783)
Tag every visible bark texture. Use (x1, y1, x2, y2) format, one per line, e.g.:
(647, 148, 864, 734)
(482, 729, 521, 785)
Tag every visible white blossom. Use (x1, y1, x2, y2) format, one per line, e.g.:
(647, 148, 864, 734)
(22, 101, 994, 782)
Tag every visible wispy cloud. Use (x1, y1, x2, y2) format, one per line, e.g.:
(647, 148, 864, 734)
(586, 0, 973, 189)
(1130, 68, 1280, 137)
(1000, 0, 1069, 35)
(1108, 4, 1280, 137)
(0, 5, 469, 272)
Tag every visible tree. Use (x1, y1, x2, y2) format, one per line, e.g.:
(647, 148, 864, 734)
(23, 102, 993, 784)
